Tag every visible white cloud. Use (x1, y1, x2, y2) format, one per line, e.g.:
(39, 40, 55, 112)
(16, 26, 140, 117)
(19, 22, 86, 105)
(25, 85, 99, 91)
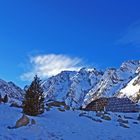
(20, 54, 83, 81)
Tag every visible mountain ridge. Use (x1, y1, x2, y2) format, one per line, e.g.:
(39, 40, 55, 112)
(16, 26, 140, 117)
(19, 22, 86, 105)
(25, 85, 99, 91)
(0, 60, 140, 108)
(42, 60, 140, 108)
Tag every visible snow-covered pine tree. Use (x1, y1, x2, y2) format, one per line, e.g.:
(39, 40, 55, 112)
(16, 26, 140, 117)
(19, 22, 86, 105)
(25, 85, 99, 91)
(23, 75, 45, 116)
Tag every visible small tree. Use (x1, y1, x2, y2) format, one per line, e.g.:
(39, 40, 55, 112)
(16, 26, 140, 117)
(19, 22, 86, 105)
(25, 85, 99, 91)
(23, 75, 45, 116)
(3, 94, 8, 103)
(0, 94, 2, 103)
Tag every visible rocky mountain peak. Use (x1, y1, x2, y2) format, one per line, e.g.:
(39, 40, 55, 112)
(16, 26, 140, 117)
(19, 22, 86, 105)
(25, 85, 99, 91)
(120, 60, 140, 73)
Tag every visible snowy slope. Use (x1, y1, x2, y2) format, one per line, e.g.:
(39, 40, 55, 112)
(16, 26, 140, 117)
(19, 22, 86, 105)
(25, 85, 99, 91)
(118, 74, 140, 103)
(65, 68, 102, 107)
(0, 104, 140, 140)
(0, 79, 24, 102)
(42, 71, 76, 101)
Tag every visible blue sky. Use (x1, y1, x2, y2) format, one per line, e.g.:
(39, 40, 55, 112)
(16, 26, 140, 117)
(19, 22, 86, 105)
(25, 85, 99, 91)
(0, 0, 140, 87)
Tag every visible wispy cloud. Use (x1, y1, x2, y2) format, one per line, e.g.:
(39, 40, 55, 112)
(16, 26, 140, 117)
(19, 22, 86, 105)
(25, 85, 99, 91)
(20, 54, 83, 81)
(118, 21, 140, 46)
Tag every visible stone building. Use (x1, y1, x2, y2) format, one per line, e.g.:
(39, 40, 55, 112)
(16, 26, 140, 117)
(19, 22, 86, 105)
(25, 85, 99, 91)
(85, 97, 140, 112)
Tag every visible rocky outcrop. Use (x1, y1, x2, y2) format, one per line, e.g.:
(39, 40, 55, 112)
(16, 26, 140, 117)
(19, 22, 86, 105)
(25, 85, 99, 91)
(15, 114, 30, 128)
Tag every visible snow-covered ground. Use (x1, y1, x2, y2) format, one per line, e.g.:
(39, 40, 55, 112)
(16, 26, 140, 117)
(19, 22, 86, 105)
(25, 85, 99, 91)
(0, 104, 140, 140)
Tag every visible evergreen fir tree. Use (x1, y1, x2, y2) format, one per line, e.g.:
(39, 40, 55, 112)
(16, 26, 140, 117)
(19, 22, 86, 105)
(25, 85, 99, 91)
(23, 75, 45, 116)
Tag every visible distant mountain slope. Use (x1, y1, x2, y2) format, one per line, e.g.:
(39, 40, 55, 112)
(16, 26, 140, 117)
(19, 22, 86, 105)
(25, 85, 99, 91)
(42, 68, 103, 107)
(65, 68, 102, 107)
(0, 79, 24, 102)
(42, 71, 76, 101)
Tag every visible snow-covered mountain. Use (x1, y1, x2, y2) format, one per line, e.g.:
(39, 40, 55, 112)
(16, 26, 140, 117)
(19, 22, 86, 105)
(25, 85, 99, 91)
(83, 60, 140, 107)
(42, 71, 76, 101)
(42, 68, 103, 107)
(41, 60, 140, 108)
(0, 79, 24, 102)
(0, 60, 139, 108)
(65, 68, 102, 107)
